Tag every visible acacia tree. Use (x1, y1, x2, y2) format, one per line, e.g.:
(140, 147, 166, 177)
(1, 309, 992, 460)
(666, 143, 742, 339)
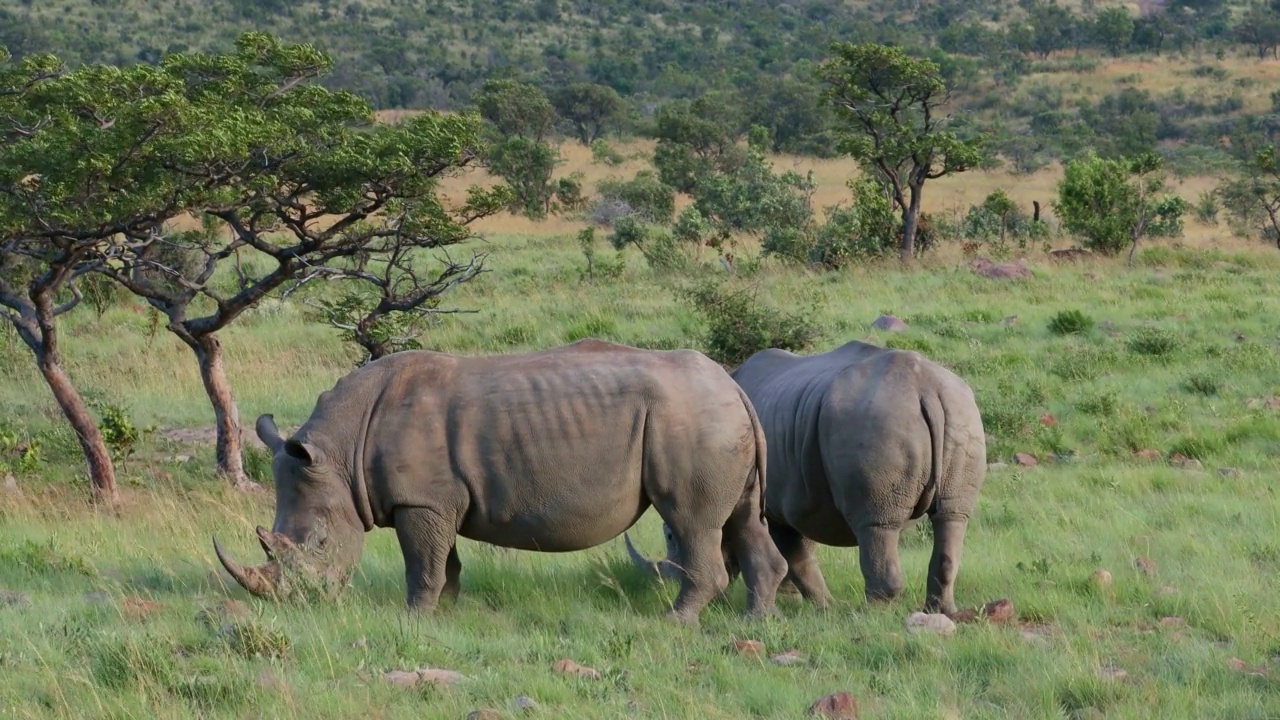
(0, 47, 233, 504)
(1218, 147, 1280, 248)
(93, 35, 507, 490)
(818, 42, 984, 261)
(552, 82, 626, 145)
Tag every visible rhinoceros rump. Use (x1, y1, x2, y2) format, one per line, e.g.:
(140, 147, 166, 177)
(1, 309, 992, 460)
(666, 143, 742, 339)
(213, 339, 787, 623)
(628, 339, 987, 614)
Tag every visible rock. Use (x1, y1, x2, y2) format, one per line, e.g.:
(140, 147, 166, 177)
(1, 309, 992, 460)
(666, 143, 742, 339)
(732, 639, 765, 659)
(1267, 397, 1280, 411)
(513, 695, 539, 712)
(1048, 246, 1091, 261)
(1159, 616, 1186, 628)
(947, 608, 979, 624)
(467, 710, 502, 720)
(1020, 624, 1053, 643)
(871, 314, 908, 332)
(1014, 453, 1038, 467)
(171, 455, 192, 463)
(983, 598, 1016, 624)
(553, 659, 601, 680)
(121, 595, 160, 621)
(382, 667, 466, 688)
(1039, 414, 1058, 427)
(1134, 557, 1158, 576)
(1133, 448, 1162, 461)
(807, 691, 860, 719)
(1169, 453, 1202, 470)
(0, 589, 31, 608)
(986, 462, 1008, 472)
(1217, 467, 1243, 479)
(350, 636, 369, 649)
(1226, 658, 1268, 677)
(197, 599, 251, 629)
(1089, 569, 1113, 590)
(770, 649, 805, 666)
(1001, 315, 1019, 327)
(971, 257, 1032, 280)
(1, 473, 18, 493)
(1098, 666, 1128, 681)
(906, 612, 956, 637)
(1158, 585, 1178, 596)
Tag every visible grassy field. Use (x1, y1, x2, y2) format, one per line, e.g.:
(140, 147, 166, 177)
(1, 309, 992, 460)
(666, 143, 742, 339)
(2, 142, 1280, 718)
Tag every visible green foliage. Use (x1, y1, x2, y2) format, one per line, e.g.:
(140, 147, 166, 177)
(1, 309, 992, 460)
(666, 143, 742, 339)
(1091, 7, 1136, 57)
(651, 93, 746, 194)
(593, 171, 677, 224)
(1217, 147, 1280, 247)
(689, 146, 816, 248)
(961, 189, 1049, 254)
(681, 278, 822, 366)
(590, 139, 626, 166)
(1056, 151, 1187, 257)
(96, 404, 152, 465)
(1126, 326, 1179, 357)
(818, 42, 984, 259)
(1047, 310, 1096, 336)
(553, 82, 626, 145)
(474, 78, 556, 141)
(576, 227, 625, 282)
(488, 136, 574, 220)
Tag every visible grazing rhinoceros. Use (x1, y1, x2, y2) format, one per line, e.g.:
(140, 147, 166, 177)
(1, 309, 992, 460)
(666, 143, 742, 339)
(213, 339, 788, 624)
(627, 339, 987, 615)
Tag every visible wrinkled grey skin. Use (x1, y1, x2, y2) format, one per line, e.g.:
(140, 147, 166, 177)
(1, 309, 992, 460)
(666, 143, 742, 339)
(628, 339, 987, 614)
(213, 338, 787, 624)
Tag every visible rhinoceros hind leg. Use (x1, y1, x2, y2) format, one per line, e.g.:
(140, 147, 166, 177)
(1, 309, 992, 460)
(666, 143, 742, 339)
(394, 506, 458, 612)
(663, 527, 731, 625)
(924, 514, 967, 615)
(442, 544, 462, 603)
(723, 507, 788, 619)
(769, 524, 834, 608)
(856, 524, 906, 605)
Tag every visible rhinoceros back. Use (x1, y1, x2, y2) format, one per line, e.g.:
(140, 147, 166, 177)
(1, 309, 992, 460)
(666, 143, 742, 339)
(310, 341, 758, 551)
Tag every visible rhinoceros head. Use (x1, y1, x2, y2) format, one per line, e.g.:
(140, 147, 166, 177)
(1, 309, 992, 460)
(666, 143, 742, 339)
(213, 414, 366, 601)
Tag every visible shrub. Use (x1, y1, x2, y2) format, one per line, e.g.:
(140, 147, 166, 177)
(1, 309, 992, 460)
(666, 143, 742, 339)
(1047, 309, 1095, 336)
(1126, 327, 1178, 357)
(590, 138, 625, 166)
(1181, 373, 1222, 396)
(681, 278, 822, 366)
(593, 171, 676, 224)
(1056, 152, 1187, 258)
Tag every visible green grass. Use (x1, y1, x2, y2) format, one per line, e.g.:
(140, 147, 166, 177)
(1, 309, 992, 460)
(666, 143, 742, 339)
(2, 233, 1280, 718)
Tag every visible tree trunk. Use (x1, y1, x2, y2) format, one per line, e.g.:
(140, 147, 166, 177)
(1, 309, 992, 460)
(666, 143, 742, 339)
(900, 186, 924, 262)
(15, 299, 120, 505)
(189, 332, 259, 492)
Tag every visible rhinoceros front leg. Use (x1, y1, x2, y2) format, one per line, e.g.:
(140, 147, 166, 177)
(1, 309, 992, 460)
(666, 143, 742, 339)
(723, 507, 788, 619)
(769, 524, 835, 608)
(394, 507, 459, 612)
(855, 523, 906, 605)
(924, 514, 967, 615)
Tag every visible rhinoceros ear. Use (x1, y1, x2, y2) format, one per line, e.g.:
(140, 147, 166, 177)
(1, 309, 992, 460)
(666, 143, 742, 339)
(284, 439, 321, 466)
(256, 414, 285, 454)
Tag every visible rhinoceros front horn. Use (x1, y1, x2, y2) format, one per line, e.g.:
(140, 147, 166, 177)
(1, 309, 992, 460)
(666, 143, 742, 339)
(213, 532, 281, 599)
(623, 532, 682, 580)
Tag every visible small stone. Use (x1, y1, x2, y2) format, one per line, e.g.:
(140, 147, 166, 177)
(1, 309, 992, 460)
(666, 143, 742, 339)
(513, 695, 539, 711)
(1098, 666, 1128, 681)
(906, 612, 956, 637)
(1133, 448, 1162, 461)
(770, 649, 805, 666)
(807, 691, 860, 719)
(732, 639, 765, 658)
(983, 598, 1016, 624)
(1159, 585, 1178, 596)
(1226, 658, 1269, 677)
(986, 462, 1008, 472)
(1266, 396, 1280, 411)
(1014, 453, 1038, 467)
(172, 455, 192, 463)
(871, 314, 908, 332)
(382, 667, 466, 687)
(1089, 569, 1113, 589)
(1134, 557, 1158, 576)
(0, 589, 31, 608)
(467, 711, 502, 720)
(2, 473, 18, 493)
(1169, 453, 1202, 470)
(947, 608, 979, 624)
(1217, 467, 1243, 479)
(1001, 315, 1019, 327)
(553, 659, 601, 680)
(121, 595, 160, 621)
(350, 636, 369, 649)
(1159, 616, 1186, 628)
(197, 599, 251, 629)
(1039, 414, 1058, 427)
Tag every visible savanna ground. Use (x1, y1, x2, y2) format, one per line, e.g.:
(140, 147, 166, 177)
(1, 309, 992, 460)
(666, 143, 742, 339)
(1, 140, 1279, 719)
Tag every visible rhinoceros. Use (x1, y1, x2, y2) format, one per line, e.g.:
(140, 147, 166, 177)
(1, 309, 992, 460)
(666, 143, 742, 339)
(627, 339, 987, 615)
(213, 339, 788, 624)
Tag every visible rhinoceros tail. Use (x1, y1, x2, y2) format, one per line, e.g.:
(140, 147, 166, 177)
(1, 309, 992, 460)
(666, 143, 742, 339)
(914, 391, 947, 520)
(735, 384, 768, 523)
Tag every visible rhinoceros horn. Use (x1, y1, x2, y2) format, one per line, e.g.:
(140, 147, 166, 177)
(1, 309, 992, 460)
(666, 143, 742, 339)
(213, 526, 282, 599)
(623, 532, 682, 580)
